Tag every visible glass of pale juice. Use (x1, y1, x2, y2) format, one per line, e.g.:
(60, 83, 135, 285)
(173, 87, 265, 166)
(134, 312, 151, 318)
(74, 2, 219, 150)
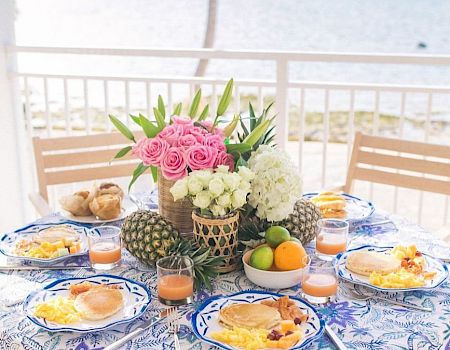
(157, 256, 194, 306)
(87, 226, 122, 270)
(315, 219, 349, 261)
(301, 263, 338, 304)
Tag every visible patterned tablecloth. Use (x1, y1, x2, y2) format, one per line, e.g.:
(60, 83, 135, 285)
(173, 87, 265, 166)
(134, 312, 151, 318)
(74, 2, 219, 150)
(0, 210, 449, 350)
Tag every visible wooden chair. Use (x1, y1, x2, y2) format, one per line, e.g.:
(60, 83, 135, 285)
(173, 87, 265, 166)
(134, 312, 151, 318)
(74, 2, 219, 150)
(342, 132, 450, 195)
(30, 132, 142, 216)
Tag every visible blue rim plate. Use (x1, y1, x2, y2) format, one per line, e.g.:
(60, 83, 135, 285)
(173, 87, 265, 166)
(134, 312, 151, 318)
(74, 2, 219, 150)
(334, 245, 449, 292)
(191, 290, 324, 350)
(23, 274, 152, 332)
(0, 223, 89, 265)
(303, 192, 375, 223)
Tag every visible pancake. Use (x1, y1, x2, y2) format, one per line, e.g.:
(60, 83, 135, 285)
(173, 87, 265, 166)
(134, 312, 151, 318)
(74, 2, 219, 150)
(346, 250, 401, 276)
(74, 287, 124, 320)
(219, 304, 281, 330)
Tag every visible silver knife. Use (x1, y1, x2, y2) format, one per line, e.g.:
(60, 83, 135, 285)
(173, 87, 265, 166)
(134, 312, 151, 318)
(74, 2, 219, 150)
(325, 324, 347, 350)
(103, 307, 174, 350)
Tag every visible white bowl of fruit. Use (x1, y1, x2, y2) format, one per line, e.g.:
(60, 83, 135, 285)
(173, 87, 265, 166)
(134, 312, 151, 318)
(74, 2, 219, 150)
(242, 226, 310, 289)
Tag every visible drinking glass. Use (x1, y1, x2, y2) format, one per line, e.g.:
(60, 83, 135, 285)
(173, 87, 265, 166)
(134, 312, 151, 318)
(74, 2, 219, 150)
(315, 219, 349, 261)
(157, 256, 194, 306)
(301, 263, 338, 304)
(87, 226, 122, 270)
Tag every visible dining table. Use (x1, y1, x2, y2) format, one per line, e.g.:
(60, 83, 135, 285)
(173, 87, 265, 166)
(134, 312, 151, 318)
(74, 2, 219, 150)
(0, 207, 449, 350)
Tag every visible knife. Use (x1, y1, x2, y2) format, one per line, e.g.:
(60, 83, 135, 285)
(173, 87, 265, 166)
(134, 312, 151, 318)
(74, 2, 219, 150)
(103, 307, 174, 350)
(325, 324, 347, 350)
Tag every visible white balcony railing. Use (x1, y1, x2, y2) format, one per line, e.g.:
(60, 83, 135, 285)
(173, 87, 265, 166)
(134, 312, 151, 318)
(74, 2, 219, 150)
(3, 45, 450, 231)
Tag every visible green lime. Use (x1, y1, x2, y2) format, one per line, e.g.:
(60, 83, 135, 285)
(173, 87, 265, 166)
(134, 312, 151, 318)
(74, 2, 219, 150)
(265, 226, 291, 248)
(249, 246, 274, 270)
(290, 236, 301, 244)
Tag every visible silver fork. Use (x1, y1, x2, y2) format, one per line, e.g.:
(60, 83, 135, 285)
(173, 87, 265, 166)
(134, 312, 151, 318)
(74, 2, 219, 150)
(167, 307, 181, 350)
(345, 288, 432, 312)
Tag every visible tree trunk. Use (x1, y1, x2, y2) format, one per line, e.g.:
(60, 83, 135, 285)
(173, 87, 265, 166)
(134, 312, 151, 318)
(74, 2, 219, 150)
(195, 0, 217, 77)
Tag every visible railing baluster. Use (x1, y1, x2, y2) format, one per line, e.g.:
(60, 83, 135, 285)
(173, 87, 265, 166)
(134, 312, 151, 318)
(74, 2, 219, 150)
(63, 78, 71, 135)
(211, 84, 217, 119)
(83, 79, 91, 135)
(258, 86, 263, 114)
(298, 88, 305, 173)
(167, 82, 172, 116)
(347, 90, 355, 166)
(393, 92, 406, 214)
(234, 84, 240, 114)
(104, 80, 110, 132)
(146, 81, 151, 118)
(125, 80, 130, 126)
(275, 59, 288, 149)
(322, 89, 330, 188)
(369, 90, 380, 201)
(43, 77, 51, 137)
(24, 77, 32, 138)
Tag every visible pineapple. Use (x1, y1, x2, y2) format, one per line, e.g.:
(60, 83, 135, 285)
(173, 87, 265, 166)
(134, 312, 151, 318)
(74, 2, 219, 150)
(121, 210, 222, 290)
(239, 199, 322, 246)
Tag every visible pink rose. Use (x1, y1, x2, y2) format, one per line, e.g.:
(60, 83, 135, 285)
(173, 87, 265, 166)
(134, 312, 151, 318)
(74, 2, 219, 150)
(177, 134, 198, 149)
(203, 134, 226, 152)
(215, 151, 235, 172)
(186, 145, 218, 170)
(132, 138, 147, 159)
(200, 121, 224, 137)
(139, 138, 170, 166)
(187, 126, 209, 143)
(158, 125, 181, 146)
(171, 116, 192, 125)
(171, 116, 195, 135)
(161, 147, 187, 181)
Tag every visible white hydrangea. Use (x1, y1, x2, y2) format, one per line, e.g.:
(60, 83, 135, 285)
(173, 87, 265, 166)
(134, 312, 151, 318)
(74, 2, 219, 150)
(248, 145, 302, 222)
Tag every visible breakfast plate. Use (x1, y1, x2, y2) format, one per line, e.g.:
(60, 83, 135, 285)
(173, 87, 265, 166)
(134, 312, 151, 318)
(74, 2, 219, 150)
(192, 290, 324, 350)
(23, 274, 151, 332)
(303, 192, 374, 223)
(334, 245, 448, 292)
(0, 223, 88, 265)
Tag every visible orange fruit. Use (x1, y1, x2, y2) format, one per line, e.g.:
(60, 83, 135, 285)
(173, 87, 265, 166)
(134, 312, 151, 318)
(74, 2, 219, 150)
(274, 241, 308, 271)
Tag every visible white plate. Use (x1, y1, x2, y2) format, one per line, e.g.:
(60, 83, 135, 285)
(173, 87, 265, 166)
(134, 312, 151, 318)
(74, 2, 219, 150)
(334, 245, 449, 292)
(60, 197, 137, 224)
(191, 290, 324, 350)
(0, 223, 88, 265)
(23, 274, 152, 332)
(303, 192, 375, 223)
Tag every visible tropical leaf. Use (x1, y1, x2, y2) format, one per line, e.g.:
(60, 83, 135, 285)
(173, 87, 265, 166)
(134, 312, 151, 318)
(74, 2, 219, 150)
(236, 156, 248, 167)
(173, 102, 182, 116)
(157, 95, 166, 117)
(139, 113, 160, 138)
(150, 165, 158, 183)
(198, 104, 210, 121)
(112, 146, 132, 161)
(216, 78, 233, 117)
(130, 114, 141, 126)
(249, 102, 257, 130)
(153, 105, 166, 129)
(188, 89, 202, 118)
(128, 162, 150, 191)
(109, 114, 135, 142)
(226, 143, 252, 154)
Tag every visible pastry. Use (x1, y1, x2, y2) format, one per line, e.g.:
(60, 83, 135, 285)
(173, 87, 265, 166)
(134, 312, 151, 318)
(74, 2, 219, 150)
(89, 194, 122, 220)
(219, 304, 281, 330)
(346, 250, 401, 276)
(59, 190, 94, 216)
(97, 182, 124, 199)
(261, 296, 308, 323)
(311, 191, 347, 219)
(74, 287, 124, 320)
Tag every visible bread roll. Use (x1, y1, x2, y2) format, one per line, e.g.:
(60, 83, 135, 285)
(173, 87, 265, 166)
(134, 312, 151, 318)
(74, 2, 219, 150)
(59, 191, 94, 216)
(89, 194, 122, 220)
(98, 182, 124, 199)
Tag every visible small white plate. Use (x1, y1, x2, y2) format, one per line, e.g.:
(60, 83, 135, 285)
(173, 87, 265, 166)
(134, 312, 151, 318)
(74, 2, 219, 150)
(24, 274, 152, 332)
(0, 223, 88, 265)
(334, 245, 449, 292)
(191, 290, 324, 350)
(303, 192, 375, 223)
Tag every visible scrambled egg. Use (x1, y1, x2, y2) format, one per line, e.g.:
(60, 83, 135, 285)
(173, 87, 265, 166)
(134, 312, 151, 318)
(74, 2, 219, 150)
(369, 270, 425, 288)
(34, 296, 81, 324)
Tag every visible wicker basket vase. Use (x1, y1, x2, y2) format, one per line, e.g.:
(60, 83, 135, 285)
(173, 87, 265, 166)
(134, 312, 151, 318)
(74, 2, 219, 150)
(157, 169, 194, 234)
(192, 210, 240, 273)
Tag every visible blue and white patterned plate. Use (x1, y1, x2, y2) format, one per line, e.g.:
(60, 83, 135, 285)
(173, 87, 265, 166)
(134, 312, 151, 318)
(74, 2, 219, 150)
(303, 192, 375, 223)
(191, 290, 324, 350)
(0, 223, 89, 266)
(334, 245, 449, 292)
(23, 274, 152, 332)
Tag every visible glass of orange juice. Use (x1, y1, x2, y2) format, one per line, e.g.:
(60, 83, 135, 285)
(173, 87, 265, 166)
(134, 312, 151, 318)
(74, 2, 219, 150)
(157, 256, 194, 306)
(301, 263, 338, 304)
(315, 219, 348, 261)
(87, 226, 122, 270)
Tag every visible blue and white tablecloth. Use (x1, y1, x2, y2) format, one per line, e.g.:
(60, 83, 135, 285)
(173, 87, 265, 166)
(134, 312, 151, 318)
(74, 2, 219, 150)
(0, 211, 449, 350)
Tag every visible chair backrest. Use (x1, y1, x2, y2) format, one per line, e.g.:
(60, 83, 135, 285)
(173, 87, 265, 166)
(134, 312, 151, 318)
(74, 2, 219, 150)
(344, 132, 450, 195)
(33, 132, 143, 201)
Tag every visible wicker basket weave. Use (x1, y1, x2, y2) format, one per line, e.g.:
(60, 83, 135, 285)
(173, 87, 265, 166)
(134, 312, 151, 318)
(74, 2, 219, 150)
(192, 210, 240, 273)
(157, 169, 193, 234)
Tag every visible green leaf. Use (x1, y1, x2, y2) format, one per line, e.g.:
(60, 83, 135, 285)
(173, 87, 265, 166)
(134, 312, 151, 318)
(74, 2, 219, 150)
(130, 114, 141, 126)
(158, 95, 166, 118)
(128, 163, 150, 191)
(173, 102, 182, 116)
(236, 156, 247, 167)
(243, 119, 270, 146)
(109, 115, 135, 142)
(153, 106, 166, 129)
(188, 89, 202, 118)
(226, 143, 252, 154)
(216, 79, 234, 117)
(249, 102, 257, 130)
(112, 146, 132, 161)
(198, 104, 209, 121)
(139, 113, 160, 138)
(239, 118, 249, 136)
(150, 166, 158, 183)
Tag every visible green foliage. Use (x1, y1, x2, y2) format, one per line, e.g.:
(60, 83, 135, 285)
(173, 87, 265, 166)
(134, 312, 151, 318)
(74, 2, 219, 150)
(198, 104, 210, 121)
(157, 95, 166, 118)
(173, 102, 182, 116)
(188, 89, 202, 118)
(128, 162, 150, 192)
(139, 113, 160, 138)
(112, 146, 132, 161)
(108, 115, 135, 142)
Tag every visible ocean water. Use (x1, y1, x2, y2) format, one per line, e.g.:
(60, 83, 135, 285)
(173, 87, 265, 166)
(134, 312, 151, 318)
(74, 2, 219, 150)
(14, 0, 450, 118)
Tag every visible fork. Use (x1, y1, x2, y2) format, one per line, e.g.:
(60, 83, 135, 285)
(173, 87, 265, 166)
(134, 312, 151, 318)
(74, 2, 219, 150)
(345, 288, 432, 312)
(167, 307, 181, 350)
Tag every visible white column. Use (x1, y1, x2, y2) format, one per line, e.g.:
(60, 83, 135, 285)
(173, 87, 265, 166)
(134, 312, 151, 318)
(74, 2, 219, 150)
(275, 59, 288, 149)
(0, 0, 28, 231)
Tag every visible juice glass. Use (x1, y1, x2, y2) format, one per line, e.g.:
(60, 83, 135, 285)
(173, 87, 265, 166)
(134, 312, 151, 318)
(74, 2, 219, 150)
(301, 264, 338, 304)
(315, 219, 348, 261)
(87, 226, 122, 270)
(157, 256, 194, 306)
